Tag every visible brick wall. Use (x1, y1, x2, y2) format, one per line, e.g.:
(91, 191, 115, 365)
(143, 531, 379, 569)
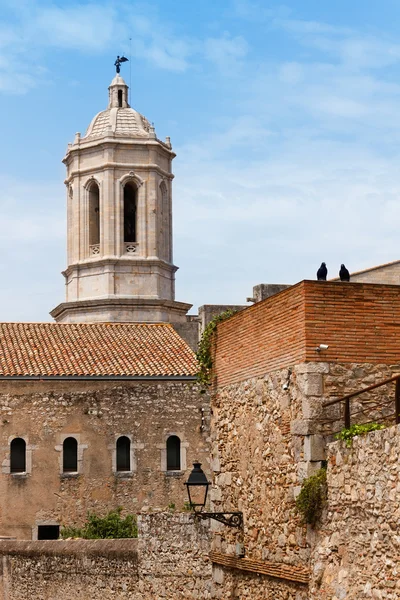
(213, 281, 400, 388)
(303, 281, 400, 363)
(213, 283, 306, 388)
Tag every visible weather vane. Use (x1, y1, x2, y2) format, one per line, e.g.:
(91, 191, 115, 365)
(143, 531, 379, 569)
(114, 55, 129, 74)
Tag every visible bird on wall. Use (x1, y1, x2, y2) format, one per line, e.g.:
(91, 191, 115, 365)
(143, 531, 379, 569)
(317, 262, 328, 281)
(339, 264, 350, 281)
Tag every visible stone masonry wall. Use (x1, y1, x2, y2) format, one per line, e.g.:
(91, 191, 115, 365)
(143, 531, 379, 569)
(210, 361, 400, 599)
(0, 539, 139, 600)
(0, 513, 211, 600)
(138, 512, 212, 598)
(0, 379, 210, 539)
(210, 367, 310, 599)
(309, 425, 400, 600)
(332, 261, 400, 285)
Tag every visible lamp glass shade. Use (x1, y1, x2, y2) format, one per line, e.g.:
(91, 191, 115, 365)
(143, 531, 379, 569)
(185, 462, 210, 510)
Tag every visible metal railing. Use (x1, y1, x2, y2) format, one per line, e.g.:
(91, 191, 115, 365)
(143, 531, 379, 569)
(322, 374, 400, 432)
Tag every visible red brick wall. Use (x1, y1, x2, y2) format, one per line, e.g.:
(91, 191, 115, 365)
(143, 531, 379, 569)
(213, 282, 306, 388)
(213, 281, 400, 389)
(304, 281, 400, 363)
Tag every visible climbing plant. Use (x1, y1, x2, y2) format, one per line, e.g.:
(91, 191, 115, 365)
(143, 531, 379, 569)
(335, 422, 384, 447)
(196, 309, 237, 388)
(295, 467, 327, 526)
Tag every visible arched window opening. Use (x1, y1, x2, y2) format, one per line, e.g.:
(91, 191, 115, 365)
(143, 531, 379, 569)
(118, 90, 123, 107)
(10, 438, 26, 473)
(166, 436, 181, 471)
(124, 183, 136, 243)
(88, 182, 100, 246)
(160, 182, 169, 260)
(63, 437, 78, 473)
(116, 436, 131, 472)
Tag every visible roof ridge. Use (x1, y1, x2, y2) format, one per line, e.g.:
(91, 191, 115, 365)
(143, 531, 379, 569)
(0, 322, 174, 327)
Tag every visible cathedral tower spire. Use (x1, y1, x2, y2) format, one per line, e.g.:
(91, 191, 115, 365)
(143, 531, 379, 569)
(51, 74, 191, 324)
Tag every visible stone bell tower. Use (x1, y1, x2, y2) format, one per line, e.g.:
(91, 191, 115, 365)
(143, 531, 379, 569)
(51, 72, 191, 324)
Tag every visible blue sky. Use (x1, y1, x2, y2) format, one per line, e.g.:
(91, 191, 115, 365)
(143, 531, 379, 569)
(2, 0, 400, 320)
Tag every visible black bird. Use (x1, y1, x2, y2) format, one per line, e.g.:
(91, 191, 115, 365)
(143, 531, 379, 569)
(317, 262, 327, 281)
(339, 264, 350, 282)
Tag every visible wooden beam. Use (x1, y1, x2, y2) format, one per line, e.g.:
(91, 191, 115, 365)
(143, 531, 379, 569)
(210, 551, 309, 585)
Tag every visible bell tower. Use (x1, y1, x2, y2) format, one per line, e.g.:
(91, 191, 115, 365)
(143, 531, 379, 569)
(51, 71, 191, 324)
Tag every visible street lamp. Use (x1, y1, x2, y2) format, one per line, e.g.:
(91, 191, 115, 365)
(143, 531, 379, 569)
(185, 462, 243, 528)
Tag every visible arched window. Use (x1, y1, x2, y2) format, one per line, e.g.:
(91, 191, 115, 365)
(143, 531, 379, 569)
(160, 182, 169, 260)
(88, 181, 100, 247)
(63, 437, 78, 473)
(124, 183, 136, 242)
(116, 436, 131, 472)
(118, 89, 123, 107)
(166, 436, 181, 471)
(10, 438, 26, 473)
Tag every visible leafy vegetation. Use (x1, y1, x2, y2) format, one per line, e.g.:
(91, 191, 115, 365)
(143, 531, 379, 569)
(295, 468, 327, 526)
(60, 507, 137, 539)
(335, 422, 385, 447)
(196, 309, 237, 388)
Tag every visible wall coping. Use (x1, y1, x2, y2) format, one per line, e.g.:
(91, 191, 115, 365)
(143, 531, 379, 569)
(0, 539, 138, 558)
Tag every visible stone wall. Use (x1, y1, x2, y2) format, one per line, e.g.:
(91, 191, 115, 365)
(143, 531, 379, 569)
(0, 513, 211, 600)
(0, 539, 139, 600)
(331, 260, 400, 285)
(309, 425, 400, 600)
(210, 366, 312, 599)
(210, 359, 400, 598)
(211, 368, 307, 565)
(0, 379, 210, 539)
(138, 512, 212, 598)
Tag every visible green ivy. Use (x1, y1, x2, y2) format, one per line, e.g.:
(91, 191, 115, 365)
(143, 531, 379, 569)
(196, 309, 237, 388)
(60, 507, 137, 539)
(335, 422, 385, 447)
(295, 468, 327, 526)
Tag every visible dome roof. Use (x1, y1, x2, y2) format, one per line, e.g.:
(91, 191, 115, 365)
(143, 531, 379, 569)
(84, 107, 151, 139)
(83, 74, 152, 140)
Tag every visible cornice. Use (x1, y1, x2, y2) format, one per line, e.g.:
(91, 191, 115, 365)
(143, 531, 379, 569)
(64, 162, 174, 182)
(63, 137, 176, 162)
(50, 297, 193, 320)
(62, 257, 178, 279)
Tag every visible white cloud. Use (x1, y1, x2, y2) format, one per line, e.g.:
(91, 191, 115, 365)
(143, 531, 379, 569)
(204, 33, 249, 73)
(0, 178, 64, 244)
(33, 4, 119, 52)
(0, 1, 199, 91)
(0, 177, 65, 321)
(278, 18, 351, 36)
(232, 0, 292, 22)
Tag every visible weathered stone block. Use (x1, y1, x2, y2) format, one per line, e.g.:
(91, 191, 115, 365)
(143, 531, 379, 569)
(304, 435, 326, 462)
(297, 373, 323, 397)
(295, 362, 330, 375)
(291, 419, 318, 436)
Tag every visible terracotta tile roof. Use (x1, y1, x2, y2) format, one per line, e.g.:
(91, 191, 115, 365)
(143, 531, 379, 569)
(0, 323, 198, 378)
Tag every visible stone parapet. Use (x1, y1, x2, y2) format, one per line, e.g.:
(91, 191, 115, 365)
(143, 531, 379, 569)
(309, 424, 400, 600)
(0, 513, 212, 600)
